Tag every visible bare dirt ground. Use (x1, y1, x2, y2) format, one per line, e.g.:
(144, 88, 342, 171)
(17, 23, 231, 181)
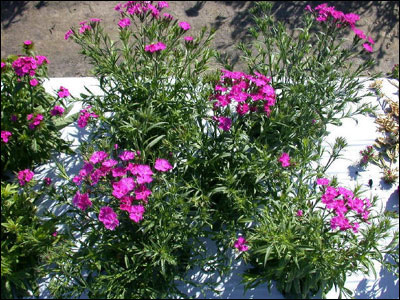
(1, 1, 399, 77)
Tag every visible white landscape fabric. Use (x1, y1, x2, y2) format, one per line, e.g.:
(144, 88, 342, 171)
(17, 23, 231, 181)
(35, 77, 398, 299)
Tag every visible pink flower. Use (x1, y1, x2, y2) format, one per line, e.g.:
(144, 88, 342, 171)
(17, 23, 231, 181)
(344, 13, 360, 27)
(58, 86, 70, 98)
(118, 18, 131, 28)
(1, 62, 5, 69)
(72, 175, 83, 185)
(73, 191, 92, 210)
(316, 178, 330, 186)
(52, 231, 58, 237)
(12, 56, 37, 77)
(44, 177, 52, 185)
(135, 185, 152, 202)
(102, 159, 118, 168)
(145, 42, 166, 53)
(50, 105, 65, 116)
(28, 114, 44, 130)
(24, 40, 32, 45)
(296, 210, 303, 217)
(119, 150, 135, 161)
(163, 13, 173, 20)
(112, 177, 135, 199)
(114, 3, 122, 11)
(1, 131, 12, 143)
(305, 5, 313, 12)
(99, 206, 120, 230)
(112, 167, 127, 177)
(79, 24, 91, 34)
(234, 236, 249, 252)
(352, 222, 360, 233)
(236, 103, 249, 115)
(90, 18, 101, 23)
(64, 29, 74, 40)
(279, 152, 290, 167)
(179, 22, 191, 31)
(184, 36, 194, 42)
(35, 55, 49, 65)
(217, 116, 232, 131)
(89, 151, 108, 164)
(157, 1, 169, 9)
(330, 214, 351, 231)
(17, 169, 34, 186)
(154, 158, 173, 172)
(363, 43, 373, 53)
(77, 106, 98, 128)
(353, 27, 366, 40)
(129, 205, 145, 223)
(29, 78, 38, 86)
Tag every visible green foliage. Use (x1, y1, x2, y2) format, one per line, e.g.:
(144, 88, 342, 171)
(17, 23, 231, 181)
(1, 181, 58, 299)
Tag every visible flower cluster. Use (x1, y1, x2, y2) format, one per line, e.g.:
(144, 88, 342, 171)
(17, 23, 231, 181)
(57, 86, 70, 98)
(1, 130, 12, 143)
(50, 106, 65, 117)
(27, 113, 44, 130)
(17, 169, 34, 186)
(359, 145, 374, 167)
(11, 55, 49, 77)
(77, 106, 98, 128)
(317, 178, 371, 233)
(72, 149, 173, 230)
(306, 3, 375, 52)
(210, 70, 277, 131)
(144, 42, 166, 53)
(115, 1, 169, 18)
(234, 236, 249, 252)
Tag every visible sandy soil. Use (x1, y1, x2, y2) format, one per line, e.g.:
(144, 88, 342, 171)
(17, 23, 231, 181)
(1, 1, 399, 77)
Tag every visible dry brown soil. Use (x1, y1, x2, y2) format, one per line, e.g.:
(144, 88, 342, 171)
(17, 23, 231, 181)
(1, 1, 399, 77)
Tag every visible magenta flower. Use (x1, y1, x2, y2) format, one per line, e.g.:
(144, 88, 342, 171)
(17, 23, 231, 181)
(90, 18, 101, 23)
(330, 214, 351, 231)
(77, 106, 98, 128)
(129, 204, 145, 223)
(102, 159, 118, 168)
(217, 116, 232, 131)
(111, 167, 127, 177)
(163, 13, 173, 20)
(73, 191, 92, 210)
(184, 36, 194, 42)
(316, 178, 330, 186)
(119, 150, 135, 161)
(58, 86, 70, 98)
(1, 62, 5, 69)
(236, 103, 249, 115)
(79, 24, 91, 34)
(30, 78, 39, 86)
(44, 177, 52, 185)
(50, 105, 65, 116)
(145, 42, 166, 53)
(179, 21, 191, 31)
(89, 151, 108, 164)
(27, 114, 44, 130)
(52, 231, 58, 237)
(1, 131, 12, 143)
(363, 43, 373, 53)
(35, 55, 49, 65)
(17, 169, 34, 186)
(118, 18, 131, 28)
(279, 152, 291, 167)
(154, 158, 173, 172)
(12, 56, 37, 77)
(112, 177, 135, 199)
(234, 236, 249, 252)
(99, 206, 120, 230)
(64, 29, 74, 40)
(353, 27, 366, 40)
(24, 40, 32, 45)
(296, 210, 303, 217)
(157, 1, 169, 9)
(135, 185, 152, 202)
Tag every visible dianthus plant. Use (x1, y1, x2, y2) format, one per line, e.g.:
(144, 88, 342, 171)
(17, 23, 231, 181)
(64, 1, 216, 161)
(45, 143, 213, 299)
(1, 42, 75, 177)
